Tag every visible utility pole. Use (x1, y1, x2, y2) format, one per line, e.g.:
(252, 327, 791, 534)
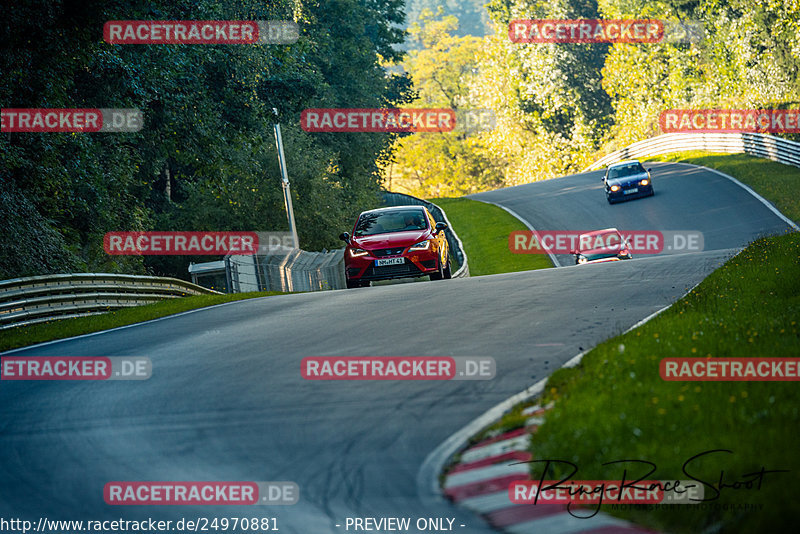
(273, 108, 299, 250)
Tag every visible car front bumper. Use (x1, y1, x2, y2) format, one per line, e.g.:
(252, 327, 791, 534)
(606, 183, 654, 203)
(345, 252, 440, 281)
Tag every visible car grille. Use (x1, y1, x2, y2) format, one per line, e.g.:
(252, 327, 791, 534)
(371, 247, 406, 257)
(364, 262, 422, 279)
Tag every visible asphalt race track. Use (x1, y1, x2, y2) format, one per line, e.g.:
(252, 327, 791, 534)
(1, 163, 794, 533)
(471, 162, 792, 266)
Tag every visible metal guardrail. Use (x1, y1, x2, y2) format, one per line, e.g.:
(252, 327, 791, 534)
(226, 248, 345, 292)
(584, 132, 800, 171)
(0, 273, 220, 330)
(381, 192, 470, 278)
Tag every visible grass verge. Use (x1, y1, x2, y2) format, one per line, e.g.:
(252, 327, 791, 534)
(528, 232, 800, 532)
(648, 151, 800, 224)
(431, 197, 552, 275)
(0, 291, 283, 353)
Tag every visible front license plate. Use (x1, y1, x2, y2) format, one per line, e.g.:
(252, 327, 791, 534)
(624, 187, 639, 194)
(375, 257, 405, 266)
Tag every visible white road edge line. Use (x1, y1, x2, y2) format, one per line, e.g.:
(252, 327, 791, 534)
(416, 377, 549, 504)
(0, 297, 276, 355)
(666, 162, 800, 231)
(416, 253, 739, 514)
(419, 159, 794, 518)
(471, 199, 561, 268)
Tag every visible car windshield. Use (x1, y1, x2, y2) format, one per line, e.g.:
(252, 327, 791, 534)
(608, 163, 645, 180)
(354, 210, 428, 236)
(578, 232, 623, 252)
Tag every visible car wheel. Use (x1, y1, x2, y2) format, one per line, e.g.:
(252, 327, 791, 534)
(346, 279, 362, 289)
(443, 257, 452, 279)
(429, 258, 444, 280)
(606, 196, 614, 204)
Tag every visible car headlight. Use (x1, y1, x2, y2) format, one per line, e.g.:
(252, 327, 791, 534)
(409, 240, 431, 251)
(577, 255, 587, 264)
(610, 185, 620, 192)
(640, 179, 649, 186)
(349, 248, 369, 257)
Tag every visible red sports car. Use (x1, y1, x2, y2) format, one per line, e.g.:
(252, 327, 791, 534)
(339, 206, 451, 288)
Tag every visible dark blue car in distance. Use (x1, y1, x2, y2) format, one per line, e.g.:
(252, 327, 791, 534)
(603, 160, 654, 204)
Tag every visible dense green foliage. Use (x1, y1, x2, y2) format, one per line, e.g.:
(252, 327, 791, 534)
(387, 10, 507, 196)
(403, 0, 491, 41)
(1, 0, 414, 279)
(4, 0, 799, 277)
(392, 0, 800, 196)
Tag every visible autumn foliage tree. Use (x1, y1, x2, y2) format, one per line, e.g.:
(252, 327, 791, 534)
(387, 9, 506, 197)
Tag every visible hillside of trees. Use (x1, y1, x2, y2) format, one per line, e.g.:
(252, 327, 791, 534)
(3, 0, 799, 280)
(388, 0, 800, 196)
(402, 0, 491, 41)
(1, 0, 414, 280)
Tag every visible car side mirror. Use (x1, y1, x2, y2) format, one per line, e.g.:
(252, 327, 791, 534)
(434, 222, 448, 234)
(647, 168, 652, 173)
(339, 232, 350, 244)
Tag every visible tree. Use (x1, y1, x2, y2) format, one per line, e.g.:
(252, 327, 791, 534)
(387, 9, 506, 197)
(473, 0, 615, 183)
(0, 0, 414, 280)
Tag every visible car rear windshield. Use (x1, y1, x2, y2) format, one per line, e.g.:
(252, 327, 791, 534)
(578, 232, 624, 252)
(608, 163, 645, 179)
(354, 210, 428, 236)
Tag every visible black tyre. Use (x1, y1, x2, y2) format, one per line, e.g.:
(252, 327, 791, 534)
(429, 258, 444, 280)
(443, 257, 452, 279)
(346, 279, 364, 289)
